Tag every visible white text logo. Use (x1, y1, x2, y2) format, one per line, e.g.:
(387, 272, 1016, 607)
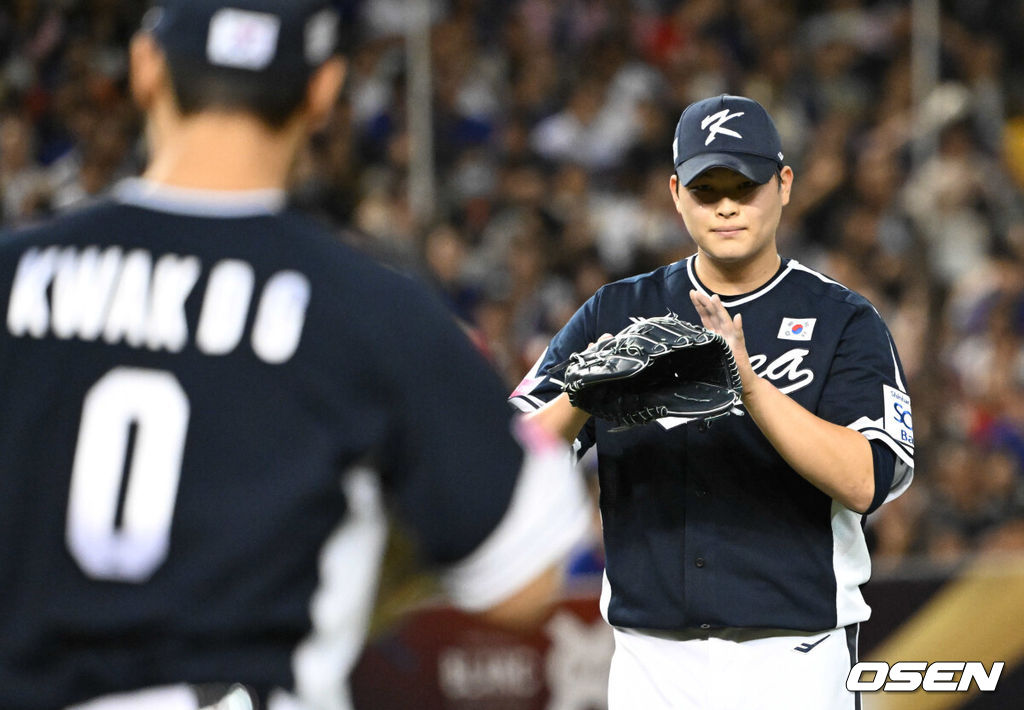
(749, 348, 814, 394)
(700, 110, 745, 145)
(847, 661, 1003, 693)
(6, 246, 310, 365)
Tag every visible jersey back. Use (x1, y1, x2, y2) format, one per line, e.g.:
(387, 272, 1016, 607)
(0, 183, 523, 708)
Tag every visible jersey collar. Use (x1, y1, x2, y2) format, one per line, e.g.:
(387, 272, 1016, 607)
(113, 178, 287, 217)
(685, 254, 794, 306)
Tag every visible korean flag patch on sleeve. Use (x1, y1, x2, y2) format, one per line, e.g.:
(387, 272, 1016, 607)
(883, 385, 914, 449)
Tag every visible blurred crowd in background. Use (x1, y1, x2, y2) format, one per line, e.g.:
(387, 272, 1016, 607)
(2, 0, 1024, 575)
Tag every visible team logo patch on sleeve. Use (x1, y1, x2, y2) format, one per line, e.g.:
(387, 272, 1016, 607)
(883, 385, 914, 447)
(777, 318, 815, 341)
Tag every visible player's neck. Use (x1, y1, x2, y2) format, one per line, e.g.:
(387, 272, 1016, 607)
(143, 110, 303, 192)
(694, 250, 782, 295)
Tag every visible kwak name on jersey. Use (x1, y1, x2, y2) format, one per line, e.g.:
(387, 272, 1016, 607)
(6, 245, 309, 365)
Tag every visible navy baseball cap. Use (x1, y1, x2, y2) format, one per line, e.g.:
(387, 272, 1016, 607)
(141, 0, 340, 80)
(672, 95, 784, 186)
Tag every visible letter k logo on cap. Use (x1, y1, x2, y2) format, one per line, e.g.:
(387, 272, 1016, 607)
(701, 110, 745, 145)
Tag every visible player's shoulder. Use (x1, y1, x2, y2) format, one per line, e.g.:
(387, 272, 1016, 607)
(274, 208, 397, 276)
(781, 259, 880, 316)
(0, 199, 121, 252)
(276, 211, 455, 323)
(593, 260, 684, 300)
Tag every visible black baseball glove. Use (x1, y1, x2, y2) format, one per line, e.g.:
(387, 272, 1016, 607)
(560, 315, 743, 429)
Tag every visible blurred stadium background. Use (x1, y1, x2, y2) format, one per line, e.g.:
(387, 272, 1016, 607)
(2, 0, 1023, 708)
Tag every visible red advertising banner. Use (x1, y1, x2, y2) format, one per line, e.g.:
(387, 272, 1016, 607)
(353, 569, 1024, 710)
(352, 594, 613, 710)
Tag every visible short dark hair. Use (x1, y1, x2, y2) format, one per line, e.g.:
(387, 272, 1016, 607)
(163, 55, 309, 129)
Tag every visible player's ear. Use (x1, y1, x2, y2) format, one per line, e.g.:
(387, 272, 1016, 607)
(668, 173, 684, 212)
(305, 57, 346, 130)
(129, 32, 167, 113)
(778, 165, 794, 207)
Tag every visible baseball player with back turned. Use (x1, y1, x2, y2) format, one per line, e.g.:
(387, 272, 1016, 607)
(0, 2, 591, 709)
(512, 94, 915, 709)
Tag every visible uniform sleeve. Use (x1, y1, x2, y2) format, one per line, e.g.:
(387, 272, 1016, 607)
(374, 274, 588, 608)
(441, 418, 590, 611)
(509, 294, 598, 454)
(816, 304, 914, 513)
(509, 296, 597, 410)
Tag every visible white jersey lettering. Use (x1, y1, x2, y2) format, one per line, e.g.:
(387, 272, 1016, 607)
(103, 249, 152, 348)
(196, 259, 254, 356)
(749, 348, 814, 394)
(145, 254, 200, 352)
(6, 245, 307, 365)
(251, 270, 310, 364)
(7, 246, 58, 338)
(52, 246, 123, 341)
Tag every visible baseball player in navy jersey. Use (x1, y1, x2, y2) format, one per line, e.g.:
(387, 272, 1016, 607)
(0, 2, 590, 709)
(512, 94, 915, 709)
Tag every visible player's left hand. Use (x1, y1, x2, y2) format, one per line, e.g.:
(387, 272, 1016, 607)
(689, 290, 757, 392)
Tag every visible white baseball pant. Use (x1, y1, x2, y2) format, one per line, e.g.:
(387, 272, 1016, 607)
(607, 624, 860, 710)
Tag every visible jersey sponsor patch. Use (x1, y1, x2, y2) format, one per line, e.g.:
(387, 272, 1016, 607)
(777, 317, 816, 341)
(883, 384, 914, 448)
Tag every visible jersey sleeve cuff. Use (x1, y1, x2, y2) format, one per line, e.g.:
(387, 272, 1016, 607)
(847, 416, 914, 469)
(509, 392, 552, 413)
(848, 417, 914, 512)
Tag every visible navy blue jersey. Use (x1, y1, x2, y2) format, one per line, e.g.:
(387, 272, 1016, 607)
(512, 255, 914, 632)
(0, 180, 588, 710)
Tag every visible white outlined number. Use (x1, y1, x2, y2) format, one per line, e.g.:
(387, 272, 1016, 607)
(65, 367, 189, 582)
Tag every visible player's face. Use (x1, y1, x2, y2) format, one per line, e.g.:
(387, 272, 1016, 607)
(669, 166, 792, 269)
